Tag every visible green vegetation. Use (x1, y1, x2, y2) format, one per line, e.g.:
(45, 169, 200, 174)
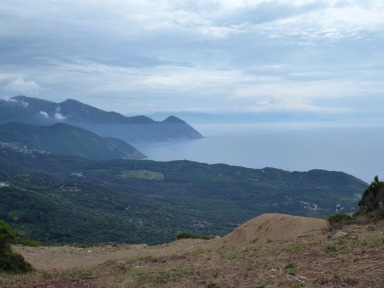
(13, 235, 45, 247)
(279, 242, 305, 254)
(0, 220, 32, 274)
(326, 176, 384, 229)
(123, 264, 196, 287)
(0, 220, 15, 254)
(0, 122, 144, 160)
(283, 263, 298, 273)
(325, 245, 337, 254)
(122, 170, 165, 180)
(327, 213, 353, 229)
(176, 232, 211, 240)
(0, 144, 368, 245)
(357, 175, 384, 219)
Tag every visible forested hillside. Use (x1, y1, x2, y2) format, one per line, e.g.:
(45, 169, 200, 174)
(0, 145, 367, 245)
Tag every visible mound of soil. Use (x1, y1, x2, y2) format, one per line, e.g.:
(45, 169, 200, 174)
(220, 213, 329, 244)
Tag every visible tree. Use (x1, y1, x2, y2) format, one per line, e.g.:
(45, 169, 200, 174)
(0, 220, 16, 254)
(357, 176, 384, 218)
(0, 220, 33, 273)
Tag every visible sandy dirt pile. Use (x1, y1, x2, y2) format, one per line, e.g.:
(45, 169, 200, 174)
(220, 213, 329, 244)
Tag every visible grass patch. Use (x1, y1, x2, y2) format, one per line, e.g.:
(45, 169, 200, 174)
(124, 264, 196, 287)
(279, 242, 305, 254)
(64, 267, 94, 279)
(283, 263, 298, 273)
(258, 276, 277, 286)
(325, 245, 338, 254)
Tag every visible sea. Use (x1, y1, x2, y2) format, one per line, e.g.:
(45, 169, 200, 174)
(135, 121, 384, 183)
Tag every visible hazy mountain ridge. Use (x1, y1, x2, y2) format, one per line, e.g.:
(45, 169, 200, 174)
(0, 122, 145, 160)
(0, 145, 367, 245)
(0, 96, 203, 143)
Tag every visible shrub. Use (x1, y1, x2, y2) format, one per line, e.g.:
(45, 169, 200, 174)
(327, 213, 353, 229)
(0, 252, 33, 273)
(0, 220, 16, 254)
(176, 232, 211, 240)
(0, 220, 33, 274)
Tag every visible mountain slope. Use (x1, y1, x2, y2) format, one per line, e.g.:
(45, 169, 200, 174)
(0, 122, 145, 160)
(0, 144, 367, 245)
(0, 96, 203, 143)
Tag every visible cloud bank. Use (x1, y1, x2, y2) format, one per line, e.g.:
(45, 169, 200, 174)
(0, 0, 383, 117)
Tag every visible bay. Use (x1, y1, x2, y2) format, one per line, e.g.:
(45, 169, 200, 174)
(135, 122, 384, 183)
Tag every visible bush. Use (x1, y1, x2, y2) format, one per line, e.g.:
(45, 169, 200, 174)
(176, 232, 211, 240)
(0, 220, 33, 274)
(327, 213, 353, 229)
(0, 252, 33, 273)
(0, 220, 16, 254)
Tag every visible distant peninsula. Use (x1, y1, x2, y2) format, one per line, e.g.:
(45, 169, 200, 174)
(0, 96, 203, 144)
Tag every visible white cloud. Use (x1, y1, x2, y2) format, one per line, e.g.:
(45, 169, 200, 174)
(3, 77, 41, 95)
(20, 100, 29, 108)
(0, 96, 17, 103)
(39, 111, 49, 118)
(54, 113, 66, 120)
(252, 3, 384, 41)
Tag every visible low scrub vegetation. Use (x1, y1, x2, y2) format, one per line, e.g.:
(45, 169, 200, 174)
(176, 232, 211, 240)
(326, 213, 353, 229)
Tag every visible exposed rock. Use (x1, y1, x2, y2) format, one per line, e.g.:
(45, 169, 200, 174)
(333, 231, 348, 238)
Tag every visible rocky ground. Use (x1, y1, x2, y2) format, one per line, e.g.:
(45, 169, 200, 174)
(1, 214, 383, 287)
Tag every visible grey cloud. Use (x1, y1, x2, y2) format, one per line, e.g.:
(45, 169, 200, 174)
(1, 0, 384, 116)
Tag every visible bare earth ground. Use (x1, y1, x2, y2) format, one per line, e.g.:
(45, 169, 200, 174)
(1, 213, 384, 288)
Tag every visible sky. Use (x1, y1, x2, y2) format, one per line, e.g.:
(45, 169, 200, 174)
(1, 0, 384, 119)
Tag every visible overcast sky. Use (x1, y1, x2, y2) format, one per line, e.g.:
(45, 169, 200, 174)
(1, 0, 384, 118)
